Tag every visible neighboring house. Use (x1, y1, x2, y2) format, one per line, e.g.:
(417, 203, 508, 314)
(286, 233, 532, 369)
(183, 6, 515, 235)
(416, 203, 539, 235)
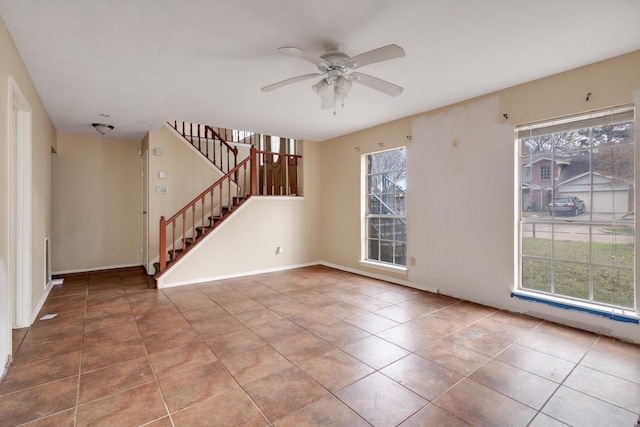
(522, 154, 634, 214)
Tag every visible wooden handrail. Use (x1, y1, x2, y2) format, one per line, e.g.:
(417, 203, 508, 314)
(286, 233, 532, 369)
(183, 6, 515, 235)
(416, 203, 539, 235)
(157, 145, 304, 278)
(168, 121, 239, 178)
(157, 147, 255, 275)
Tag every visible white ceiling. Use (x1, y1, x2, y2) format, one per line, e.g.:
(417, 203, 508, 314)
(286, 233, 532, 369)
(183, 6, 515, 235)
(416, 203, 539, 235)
(1, 0, 639, 142)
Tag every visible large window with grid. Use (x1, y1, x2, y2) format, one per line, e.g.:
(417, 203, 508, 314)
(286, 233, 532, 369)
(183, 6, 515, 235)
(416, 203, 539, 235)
(365, 148, 407, 266)
(517, 106, 636, 311)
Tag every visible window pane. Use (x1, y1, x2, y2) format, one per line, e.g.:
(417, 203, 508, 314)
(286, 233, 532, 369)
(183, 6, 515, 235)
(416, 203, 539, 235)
(553, 261, 590, 300)
(521, 258, 551, 292)
(365, 147, 407, 266)
(518, 107, 635, 310)
(593, 266, 634, 308)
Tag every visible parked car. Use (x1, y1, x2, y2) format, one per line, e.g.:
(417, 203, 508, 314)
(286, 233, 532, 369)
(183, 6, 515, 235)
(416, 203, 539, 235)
(549, 196, 586, 216)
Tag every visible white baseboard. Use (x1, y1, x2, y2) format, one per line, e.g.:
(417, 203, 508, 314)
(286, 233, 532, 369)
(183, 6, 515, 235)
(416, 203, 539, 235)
(29, 279, 55, 324)
(157, 261, 319, 289)
(319, 261, 439, 294)
(52, 263, 142, 276)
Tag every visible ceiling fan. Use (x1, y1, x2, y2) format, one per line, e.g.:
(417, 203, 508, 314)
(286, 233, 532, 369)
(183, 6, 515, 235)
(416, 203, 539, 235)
(261, 44, 405, 113)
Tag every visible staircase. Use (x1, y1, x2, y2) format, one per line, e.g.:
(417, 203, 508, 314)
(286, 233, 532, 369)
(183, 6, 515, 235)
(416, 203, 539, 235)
(154, 123, 303, 285)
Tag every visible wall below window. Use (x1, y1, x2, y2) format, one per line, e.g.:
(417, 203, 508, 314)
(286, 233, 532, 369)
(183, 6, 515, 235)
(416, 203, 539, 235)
(319, 51, 640, 343)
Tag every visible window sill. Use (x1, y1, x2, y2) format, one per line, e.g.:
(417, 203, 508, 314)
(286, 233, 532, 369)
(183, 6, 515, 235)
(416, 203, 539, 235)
(511, 289, 639, 324)
(359, 260, 407, 275)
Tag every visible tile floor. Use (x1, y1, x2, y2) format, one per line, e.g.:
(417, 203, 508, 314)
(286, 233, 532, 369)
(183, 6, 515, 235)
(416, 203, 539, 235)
(1, 265, 639, 426)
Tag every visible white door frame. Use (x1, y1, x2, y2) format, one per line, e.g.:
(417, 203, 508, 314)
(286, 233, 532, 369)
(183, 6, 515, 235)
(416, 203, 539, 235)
(141, 149, 149, 272)
(8, 76, 32, 328)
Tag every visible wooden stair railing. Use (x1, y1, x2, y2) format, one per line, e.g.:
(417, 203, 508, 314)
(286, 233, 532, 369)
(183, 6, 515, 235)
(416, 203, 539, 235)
(155, 148, 304, 281)
(157, 147, 257, 276)
(168, 121, 240, 177)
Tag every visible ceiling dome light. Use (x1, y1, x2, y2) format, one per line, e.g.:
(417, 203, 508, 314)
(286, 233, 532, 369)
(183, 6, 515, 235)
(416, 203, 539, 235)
(92, 123, 114, 135)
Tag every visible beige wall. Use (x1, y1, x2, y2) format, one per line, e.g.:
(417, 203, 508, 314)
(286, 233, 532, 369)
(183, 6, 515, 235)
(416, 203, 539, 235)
(319, 51, 640, 343)
(0, 17, 56, 366)
(52, 133, 142, 272)
(146, 125, 225, 272)
(158, 139, 321, 286)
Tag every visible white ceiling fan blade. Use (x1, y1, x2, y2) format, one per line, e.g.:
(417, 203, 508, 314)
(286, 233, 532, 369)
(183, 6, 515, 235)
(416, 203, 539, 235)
(349, 72, 403, 96)
(346, 44, 405, 69)
(261, 73, 323, 92)
(278, 47, 330, 69)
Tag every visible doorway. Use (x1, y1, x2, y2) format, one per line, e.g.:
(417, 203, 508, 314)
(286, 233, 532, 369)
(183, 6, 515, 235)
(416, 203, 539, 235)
(9, 77, 33, 328)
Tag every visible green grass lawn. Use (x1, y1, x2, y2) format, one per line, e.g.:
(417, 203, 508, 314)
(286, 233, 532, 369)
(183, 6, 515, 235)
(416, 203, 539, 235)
(521, 237, 635, 309)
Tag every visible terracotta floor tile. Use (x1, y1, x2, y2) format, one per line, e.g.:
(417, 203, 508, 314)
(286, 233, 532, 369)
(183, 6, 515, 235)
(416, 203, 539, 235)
(517, 331, 591, 363)
(18, 408, 76, 426)
(274, 394, 370, 427)
(336, 372, 427, 427)
(82, 311, 136, 334)
(219, 298, 265, 315)
(78, 356, 154, 404)
(404, 314, 466, 338)
(563, 365, 640, 413)
(297, 348, 374, 392)
(376, 324, 436, 352)
(289, 310, 340, 329)
(220, 345, 294, 384)
(270, 332, 334, 363)
(234, 307, 284, 327)
(319, 302, 368, 319)
(435, 379, 536, 426)
(469, 359, 558, 409)
(249, 318, 306, 344)
(244, 366, 329, 422)
(580, 346, 640, 385)
(486, 310, 544, 330)
(270, 301, 316, 318)
(148, 340, 217, 379)
(399, 404, 471, 427)
(0, 376, 78, 426)
(444, 325, 513, 357)
(13, 335, 82, 364)
(6, 267, 640, 427)
(340, 335, 409, 369)
(82, 322, 141, 350)
(344, 312, 399, 334)
(541, 386, 638, 426)
(415, 338, 489, 376)
(171, 389, 268, 426)
(141, 327, 202, 354)
(306, 321, 372, 346)
(382, 354, 463, 401)
(81, 337, 147, 372)
(205, 328, 267, 358)
(528, 413, 572, 426)
(158, 361, 240, 412)
(0, 351, 80, 395)
(535, 321, 599, 347)
(496, 343, 575, 383)
(76, 382, 167, 426)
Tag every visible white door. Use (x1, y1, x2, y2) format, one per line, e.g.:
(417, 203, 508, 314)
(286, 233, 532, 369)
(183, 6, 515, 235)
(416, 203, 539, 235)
(141, 150, 149, 273)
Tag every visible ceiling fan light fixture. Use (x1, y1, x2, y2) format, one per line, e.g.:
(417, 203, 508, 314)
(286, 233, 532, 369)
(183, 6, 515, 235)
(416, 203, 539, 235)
(312, 79, 330, 96)
(335, 75, 352, 95)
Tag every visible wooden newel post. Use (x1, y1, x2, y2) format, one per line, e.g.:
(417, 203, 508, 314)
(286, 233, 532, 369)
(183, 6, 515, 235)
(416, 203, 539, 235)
(250, 146, 257, 196)
(159, 216, 166, 272)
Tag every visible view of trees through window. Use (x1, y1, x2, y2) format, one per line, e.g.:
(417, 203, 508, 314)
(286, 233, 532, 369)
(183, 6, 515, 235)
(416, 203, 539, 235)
(366, 147, 406, 266)
(518, 107, 635, 309)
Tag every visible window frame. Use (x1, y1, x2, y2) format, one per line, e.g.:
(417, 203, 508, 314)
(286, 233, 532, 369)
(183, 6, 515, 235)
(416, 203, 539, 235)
(515, 105, 637, 315)
(362, 147, 407, 269)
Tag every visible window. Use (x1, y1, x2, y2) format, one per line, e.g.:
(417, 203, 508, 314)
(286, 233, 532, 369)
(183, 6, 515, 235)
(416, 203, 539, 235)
(517, 106, 635, 311)
(365, 148, 407, 266)
(540, 165, 551, 180)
